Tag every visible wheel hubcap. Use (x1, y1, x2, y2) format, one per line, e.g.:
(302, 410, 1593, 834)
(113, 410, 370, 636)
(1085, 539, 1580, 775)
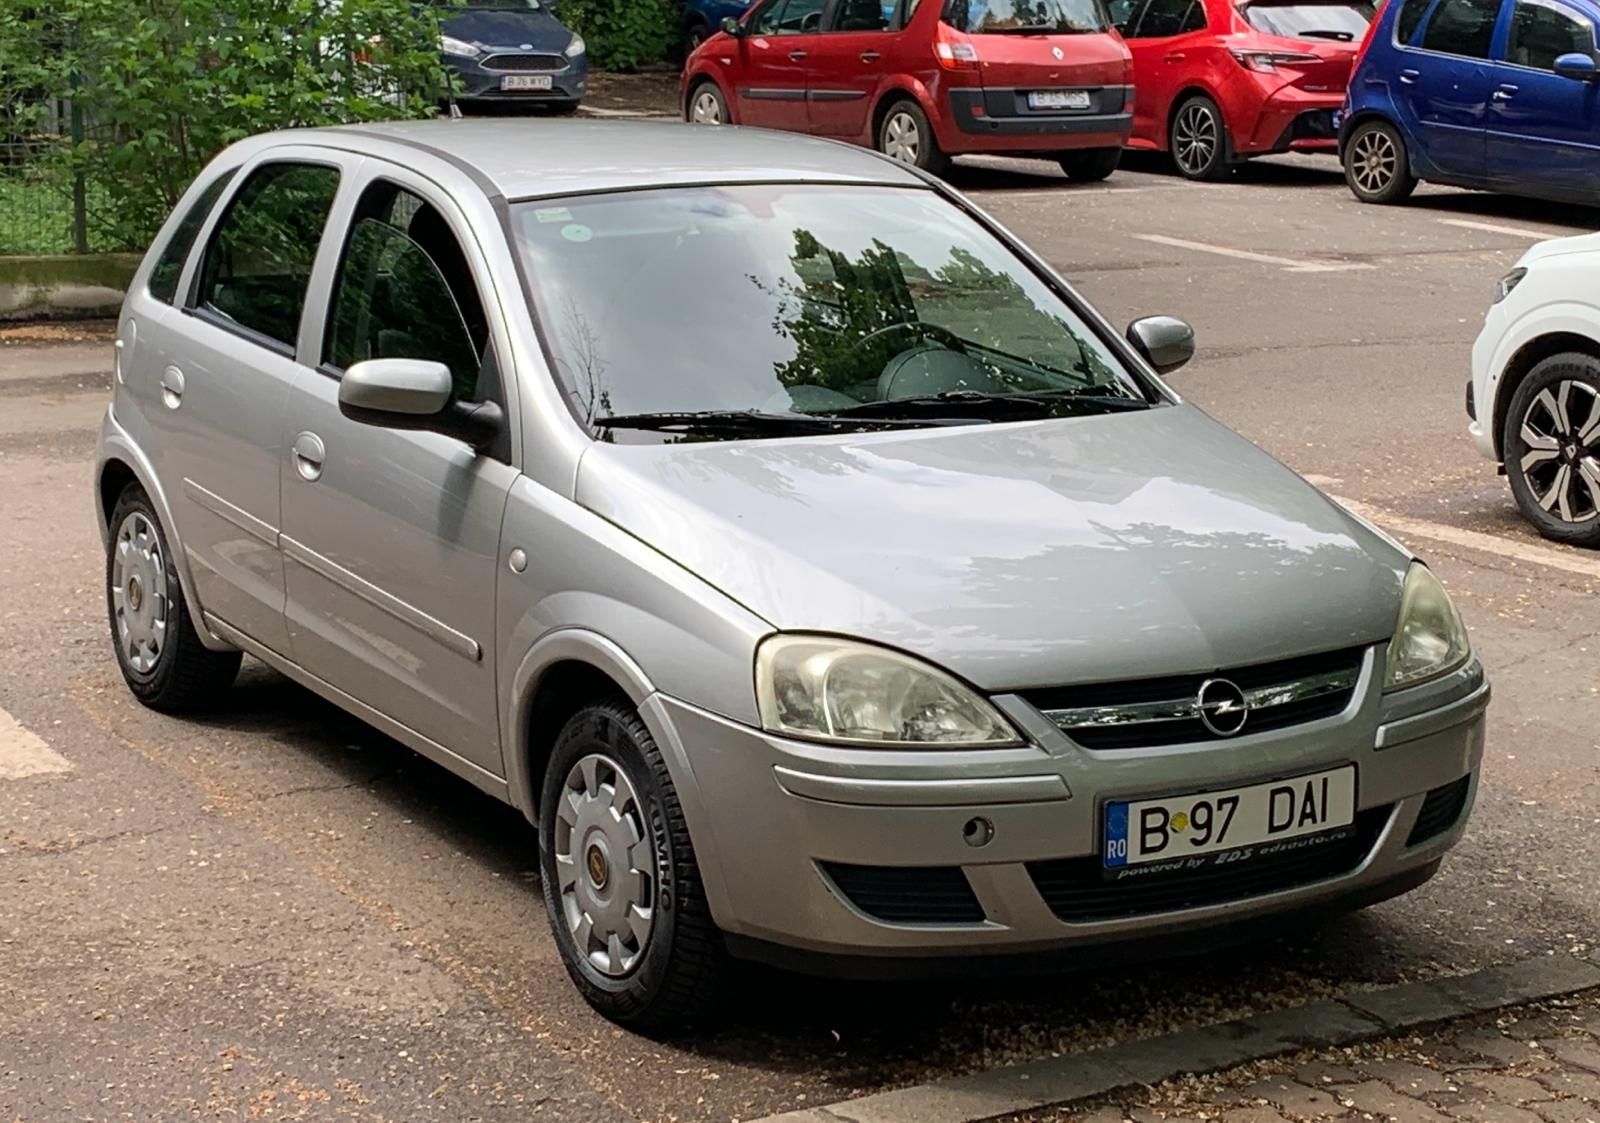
(1351, 130, 1398, 194)
(553, 753, 656, 978)
(691, 91, 723, 124)
(1173, 104, 1217, 174)
(1519, 378, 1600, 524)
(884, 112, 920, 163)
(111, 512, 169, 673)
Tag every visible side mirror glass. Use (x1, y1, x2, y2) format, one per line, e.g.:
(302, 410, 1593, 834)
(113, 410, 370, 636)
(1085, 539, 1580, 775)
(1553, 51, 1599, 80)
(1126, 316, 1196, 375)
(721, 15, 745, 36)
(338, 358, 453, 418)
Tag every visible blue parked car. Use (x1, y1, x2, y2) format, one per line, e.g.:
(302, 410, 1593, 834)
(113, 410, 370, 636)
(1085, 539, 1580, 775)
(681, 0, 755, 54)
(1340, 0, 1600, 205)
(435, 0, 588, 113)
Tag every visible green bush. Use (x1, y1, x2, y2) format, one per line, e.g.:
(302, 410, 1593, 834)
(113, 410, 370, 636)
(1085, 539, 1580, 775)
(0, 0, 447, 250)
(554, 0, 675, 70)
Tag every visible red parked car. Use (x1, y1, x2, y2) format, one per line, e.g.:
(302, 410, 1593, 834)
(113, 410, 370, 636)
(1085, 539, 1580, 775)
(682, 0, 1135, 180)
(1108, 0, 1372, 179)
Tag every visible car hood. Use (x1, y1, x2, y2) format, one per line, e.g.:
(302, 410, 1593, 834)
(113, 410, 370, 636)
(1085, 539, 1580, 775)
(575, 405, 1409, 691)
(440, 6, 572, 49)
(1519, 231, 1600, 266)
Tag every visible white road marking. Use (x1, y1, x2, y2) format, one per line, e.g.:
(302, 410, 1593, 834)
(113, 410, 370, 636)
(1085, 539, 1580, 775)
(1133, 233, 1373, 273)
(1332, 494, 1600, 582)
(0, 707, 71, 780)
(1437, 218, 1567, 241)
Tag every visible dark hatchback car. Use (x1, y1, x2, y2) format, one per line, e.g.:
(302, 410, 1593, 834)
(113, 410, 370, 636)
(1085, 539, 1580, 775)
(436, 0, 588, 112)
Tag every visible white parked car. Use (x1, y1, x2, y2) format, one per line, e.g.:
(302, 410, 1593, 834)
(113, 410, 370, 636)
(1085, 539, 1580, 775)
(1471, 233, 1600, 546)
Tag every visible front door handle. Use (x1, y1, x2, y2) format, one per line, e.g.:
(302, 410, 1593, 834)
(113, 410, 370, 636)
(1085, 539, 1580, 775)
(1492, 83, 1518, 100)
(159, 365, 185, 410)
(1398, 68, 1419, 84)
(789, 48, 808, 60)
(292, 432, 326, 482)
(860, 49, 881, 61)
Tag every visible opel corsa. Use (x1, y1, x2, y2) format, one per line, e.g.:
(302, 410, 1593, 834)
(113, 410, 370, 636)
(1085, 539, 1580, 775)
(96, 120, 1489, 1028)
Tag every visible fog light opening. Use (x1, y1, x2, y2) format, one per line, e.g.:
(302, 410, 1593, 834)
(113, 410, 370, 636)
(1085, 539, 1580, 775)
(962, 816, 994, 848)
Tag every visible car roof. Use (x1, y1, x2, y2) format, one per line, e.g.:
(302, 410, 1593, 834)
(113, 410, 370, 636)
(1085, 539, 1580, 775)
(284, 119, 929, 201)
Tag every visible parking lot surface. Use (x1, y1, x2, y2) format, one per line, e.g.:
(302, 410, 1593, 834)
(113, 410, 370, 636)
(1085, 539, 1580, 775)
(3, 144, 1599, 1121)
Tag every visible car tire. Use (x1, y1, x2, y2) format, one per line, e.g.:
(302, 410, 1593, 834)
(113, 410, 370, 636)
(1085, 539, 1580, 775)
(1343, 118, 1417, 205)
(1503, 353, 1600, 547)
(686, 80, 729, 125)
(106, 484, 242, 712)
(1169, 94, 1230, 181)
(683, 20, 712, 56)
(1058, 147, 1121, 182)
(538, 699, 726, 1029)
(878, 99, 950, 177)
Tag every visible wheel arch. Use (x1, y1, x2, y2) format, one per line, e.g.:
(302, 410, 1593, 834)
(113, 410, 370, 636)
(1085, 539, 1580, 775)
(871, 81, 938, 148)
(1493, 331, 1600, 461)
(684, 71, 736, 124)
(1165, 85, 1227, 150)
(1337, 108, 1401, 159)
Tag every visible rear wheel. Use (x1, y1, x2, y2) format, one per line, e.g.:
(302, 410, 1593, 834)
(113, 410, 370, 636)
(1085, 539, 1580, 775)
(877, 99, 950, 176)
(1058, 147, 1121, 182)
(687, 80, 728, 125)
(1169, 94, 1231, 181)
(1343, 118, 1417, 204)
(1503, 353, 1600, 547)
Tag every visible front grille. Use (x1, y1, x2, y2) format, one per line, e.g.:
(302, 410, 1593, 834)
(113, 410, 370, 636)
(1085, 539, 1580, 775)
(481, 52, 566, 72)
(1407, 775, 1471, 846)
(1028, 806, 1390, 923)
(1023, 646, 1367, 750)
(821, 863, 986, 925)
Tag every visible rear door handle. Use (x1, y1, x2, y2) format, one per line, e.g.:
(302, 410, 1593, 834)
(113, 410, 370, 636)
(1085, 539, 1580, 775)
(292, 431, 326, 482)
(1492, 83, 1518, 100)
(159, 365, 185, 410)
(1164, 51, 1185, 61)
(789, 49, 807, 60)
(859, 49, 881, 61)
(1398, 68, 1419, 84)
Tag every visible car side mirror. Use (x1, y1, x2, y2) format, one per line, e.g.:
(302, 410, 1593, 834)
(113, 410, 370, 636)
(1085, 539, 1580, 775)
(338, 358, 503, 452)
(1126, 315, 1196, 374)
(720, 15, 745, 36)
(1553, 51, 1600, 80)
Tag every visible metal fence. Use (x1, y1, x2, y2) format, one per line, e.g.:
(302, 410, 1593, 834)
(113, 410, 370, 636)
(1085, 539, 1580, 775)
(1, 95, 135, 256)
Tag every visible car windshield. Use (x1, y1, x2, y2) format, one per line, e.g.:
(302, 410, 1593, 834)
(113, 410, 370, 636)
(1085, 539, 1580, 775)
(1240, 0, 1373, 38)
(510, 184, 1149, 440)
(943, 0, 1109, 34)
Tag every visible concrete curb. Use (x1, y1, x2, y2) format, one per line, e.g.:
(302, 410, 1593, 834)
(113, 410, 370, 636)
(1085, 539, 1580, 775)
(0, 254, 141, 321)
(750, 954, 1600, 1123)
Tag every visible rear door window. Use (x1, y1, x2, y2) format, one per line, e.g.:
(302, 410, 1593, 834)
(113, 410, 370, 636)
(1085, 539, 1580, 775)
(1127, 0, 1204, 36)
(753, 0, 826, 32)
(193, 163, 341, 350)
(943, 0, 1109, 33)
(1418, 0, 1501, 56)
(148, 169, 237, 305)
(1241, 1, 1374, 39)
(830, 0, 892, 29)
(1505, 0, 1593, 68)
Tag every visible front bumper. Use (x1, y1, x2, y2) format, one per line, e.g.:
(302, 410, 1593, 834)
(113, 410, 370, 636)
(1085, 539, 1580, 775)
(644, 647, 1487, 967)
(945, 86, 1133, 152)
(444, 54, 587, 103)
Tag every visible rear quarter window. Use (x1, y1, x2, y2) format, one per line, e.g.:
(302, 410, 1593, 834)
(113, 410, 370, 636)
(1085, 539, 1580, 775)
(1394, 0, 1432, 40)
(147, 169, 237, 305)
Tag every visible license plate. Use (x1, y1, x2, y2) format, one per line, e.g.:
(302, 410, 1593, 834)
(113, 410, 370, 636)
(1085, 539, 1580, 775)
(1103, 765, 1356, 872)
(1028, 90, 1091, 111)
(502, 75, 554, 91)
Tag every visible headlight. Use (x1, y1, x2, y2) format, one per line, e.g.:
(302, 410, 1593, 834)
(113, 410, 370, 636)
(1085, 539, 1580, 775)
(755, 635, 1021, 747)
(440, 34, 482, 58)
(1384, 564, 1471, 692)
(1494, 266, 1528, 303)
(565, 33, 586, 57)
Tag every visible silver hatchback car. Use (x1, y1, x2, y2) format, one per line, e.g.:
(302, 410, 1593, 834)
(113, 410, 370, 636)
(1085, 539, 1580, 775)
(97, 120, 1488, 1027)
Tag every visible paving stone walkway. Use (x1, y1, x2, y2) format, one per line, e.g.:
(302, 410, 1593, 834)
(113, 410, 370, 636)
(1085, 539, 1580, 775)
(1012, 990, 1600, 1123)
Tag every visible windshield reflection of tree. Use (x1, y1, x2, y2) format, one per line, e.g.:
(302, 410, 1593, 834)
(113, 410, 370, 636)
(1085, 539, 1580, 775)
(760, 228, 1118, 406)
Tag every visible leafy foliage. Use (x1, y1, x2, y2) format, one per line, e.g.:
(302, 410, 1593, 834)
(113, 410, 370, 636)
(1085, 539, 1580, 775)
(0, 0, 447, 249)
(553, 0, 675, 70)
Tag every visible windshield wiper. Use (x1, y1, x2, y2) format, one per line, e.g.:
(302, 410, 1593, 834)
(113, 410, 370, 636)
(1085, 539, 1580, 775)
(592, 409, 983, 437)
(821, 386, 1153, 421)
(1295, 28, 1353, 39)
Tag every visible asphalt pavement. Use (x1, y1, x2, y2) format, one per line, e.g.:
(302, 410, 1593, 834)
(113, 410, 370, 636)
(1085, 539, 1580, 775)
(3, 145, 1599, 1122)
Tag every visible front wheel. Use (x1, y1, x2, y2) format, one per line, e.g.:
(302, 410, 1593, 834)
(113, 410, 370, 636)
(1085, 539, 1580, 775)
(1503, 353, 1600, 547)
(1343, 119, 1417, 205)
(1169, 95, 1230, 181)
(539, 700, 726, 1028)
(686, 80, 729, 125)
(106, 484, 241, 711)
(1058, 147, 1121, 182)
(878, 99, 950, 176)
